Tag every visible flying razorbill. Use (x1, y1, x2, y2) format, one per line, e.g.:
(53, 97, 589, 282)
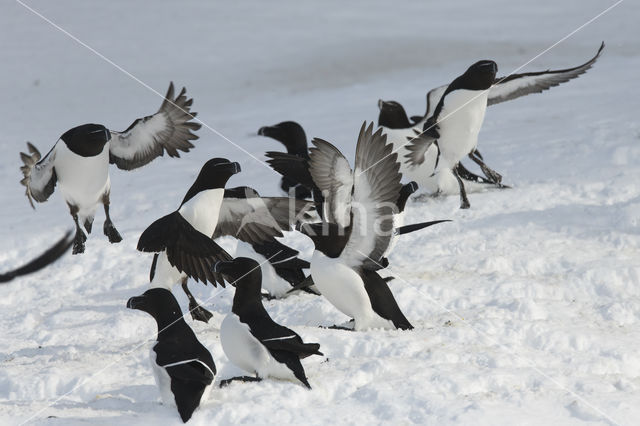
(258, 121, 312, 199)
(0, 231, 73, 283)
(127, 288, 216, 423)
(298, 122, 449, 331)
(214, 257, 323, 388)
(20, 82, 201, 254)
(380, 42, 605, 207)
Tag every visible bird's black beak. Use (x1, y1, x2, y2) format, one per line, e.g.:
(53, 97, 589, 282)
(377, 99, 384, 109)
(126, 295, 145, 310)
(257, 126, 269, 136)
(478, 60, 498, 74)
(232, 162, 241, 174)
(213, 260, 235, 286)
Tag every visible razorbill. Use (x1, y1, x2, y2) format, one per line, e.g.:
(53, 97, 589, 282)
(214, 257, 323, 388)
(215, 185, 315, 299)
(127, 288, 215, 423)
(380, 42, 605, 205)
(138, 158, 241, 322)
(298, 122, 449, 331)
(20, 82, 201, 254)
(0, 231, 73, 283)
(258, 121, 312, 199)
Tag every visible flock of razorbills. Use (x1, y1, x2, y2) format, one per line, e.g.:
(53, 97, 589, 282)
(2, 42, 603, 422)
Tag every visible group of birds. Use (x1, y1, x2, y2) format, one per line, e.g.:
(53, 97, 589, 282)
(10, 42, 604, 422)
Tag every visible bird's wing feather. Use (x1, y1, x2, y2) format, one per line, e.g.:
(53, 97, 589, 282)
(340, 122, 402, 270)
(213, 195, 313, 244)
(425, 85, 448, 118)
(308, 139, 353, 228)
(488, 42, 605, 105)
(109, 82, 201, 170)
(0, 231, 73, 283)
(137, 211, 231, 286)
(265, 151, 316, 189)
(19, 142, 57, 208)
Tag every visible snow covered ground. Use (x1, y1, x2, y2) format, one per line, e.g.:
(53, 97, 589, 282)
(1, 0, 639, 424)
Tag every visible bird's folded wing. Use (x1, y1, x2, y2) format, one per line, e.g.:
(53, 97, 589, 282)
(109, 82, 201, 170)
(309, 138, 353, 228)
(137, 211, 231, 286)
(253, 326, 323, 357)
(265, 151, 316, 189)
(213, 196, 313, 244)
(0, 231, 73, 283)
(19, 142, 57, 208)
(341, 122, 402, 271)
(488, 42, 605, 105)
(252, 238, 309, 269)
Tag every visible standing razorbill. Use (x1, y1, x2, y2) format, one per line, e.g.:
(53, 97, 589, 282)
(380, 42, 605, 205)
(138, 158, 240, 322)
(298, 122, 449, 331)
(20, 82, 201, 254)
(258, 121, 312, 199)
(0, 231, 73, 283)
(127, 288, 215, 423)
(214, 257, 323, 388)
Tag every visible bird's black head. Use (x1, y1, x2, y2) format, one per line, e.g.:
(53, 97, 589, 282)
(213, 257, 262, 288)
(377, 99, 413, 129)
(258, 121, 308, 157)
(60, 123, 111, 157)
(297, 222, 349, 258)
(455, 60, 498, 91)
(126, 288, 184, 330)
(181, 158, 241, 205)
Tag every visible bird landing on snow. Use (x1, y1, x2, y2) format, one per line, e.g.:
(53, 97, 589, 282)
(19, 82, 201, 254)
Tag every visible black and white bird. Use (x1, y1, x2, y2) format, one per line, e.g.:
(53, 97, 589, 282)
(214, 257, 323, 388)
(138, 158, 241, 322)
(20, 82, 201, 254)
(258, 121, 312, 199)
(298, 122, 448, 331)
(0, 231, 73, 283)
(218, 186, 315, 299)
(126, 288, 215, 423)
(380, 42, 605, 207)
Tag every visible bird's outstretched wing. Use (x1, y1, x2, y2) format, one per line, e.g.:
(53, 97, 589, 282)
(213, 189, 314, 244)
(488, 42, 605, 105)
(109, 82, 201, 170)
(340, 122, 402, 270)
(137, 212, 231, 286)
(19, 142, 57, 208)
(308, 139, 354, 228)
(0, 231, 73, 283)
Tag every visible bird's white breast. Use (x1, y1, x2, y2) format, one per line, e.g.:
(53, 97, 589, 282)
(310, 252, 393, 330)
(437, 89, 488, 167)
(178, 188, 225, 237)
(150, 347, 176, 407)
(54, 141, 110, 217)
(235, 242, 291, 298)
(220, 313, 296, 381)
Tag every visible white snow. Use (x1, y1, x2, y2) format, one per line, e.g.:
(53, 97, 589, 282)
(1, 0, 639, 425)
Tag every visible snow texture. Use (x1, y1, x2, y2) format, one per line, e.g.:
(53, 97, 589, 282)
(1, 0, 639, 425)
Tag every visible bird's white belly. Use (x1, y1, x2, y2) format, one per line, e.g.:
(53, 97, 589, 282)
(150, 252, 186, 289)
(178, 188, 224, 237)
(235, 241, 291, 298)
(311, 252, 392, 330)
(220, 313, 296, 381)
(437, 89, 488, 168)
(55, 142, 110, 218)
(150, 348, 176, 407)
